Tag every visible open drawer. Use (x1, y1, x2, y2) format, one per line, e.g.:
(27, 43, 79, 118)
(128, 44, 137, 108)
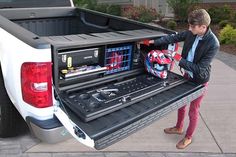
(54, 72, 205, 150)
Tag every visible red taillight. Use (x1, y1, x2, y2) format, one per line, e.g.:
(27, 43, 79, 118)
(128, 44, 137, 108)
(21, 62, 52, 108)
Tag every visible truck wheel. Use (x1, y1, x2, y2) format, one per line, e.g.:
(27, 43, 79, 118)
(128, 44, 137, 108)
(0, 68, 26, 137)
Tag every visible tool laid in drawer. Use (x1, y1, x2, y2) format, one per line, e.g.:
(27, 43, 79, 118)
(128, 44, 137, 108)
(61, 72, 186, 122)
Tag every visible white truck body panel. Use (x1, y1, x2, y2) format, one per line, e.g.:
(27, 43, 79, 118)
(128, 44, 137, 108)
(0, 27, 55, 120)
(54, 102, 95, 148)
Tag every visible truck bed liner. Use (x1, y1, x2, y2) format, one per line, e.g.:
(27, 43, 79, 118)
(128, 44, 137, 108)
(0, 7, 173, 49)
(0, 7, 172, 48)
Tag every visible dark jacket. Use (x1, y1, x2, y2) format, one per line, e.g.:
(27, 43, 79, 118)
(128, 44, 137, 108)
(154, 28, 220, 84)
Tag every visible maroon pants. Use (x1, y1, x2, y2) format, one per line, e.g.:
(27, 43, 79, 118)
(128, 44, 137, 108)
(175, 82, 208, 139)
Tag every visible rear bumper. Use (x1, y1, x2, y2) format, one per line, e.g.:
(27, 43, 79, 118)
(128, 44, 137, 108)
(26, 116, 72, 143)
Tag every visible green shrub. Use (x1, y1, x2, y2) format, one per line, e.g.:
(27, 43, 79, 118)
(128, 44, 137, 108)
(122, 7, 139, 21)
(106, 5, 121, 16)
(94, 4, 109, 13)
(219, 20, 230, 29)
(231, 23, 236, 28)
(232, 10, 236, 23)
(74, 0, 97, 10)
(219, 24, 236, 46)
(167, 0, 199, 22)
(74, 0, 121, 16)
(157, 10, 165, 22)
(122, 6, 158, 23)
(208, 5, 232, 24)
(167, 20, 177, 30)
(138, 6, 158, 23)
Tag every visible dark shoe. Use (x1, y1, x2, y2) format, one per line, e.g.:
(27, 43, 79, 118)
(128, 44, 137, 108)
(176, 137, 192, 149)
(164, 127, 183, 135)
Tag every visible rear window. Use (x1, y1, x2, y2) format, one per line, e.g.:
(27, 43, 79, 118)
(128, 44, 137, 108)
(0, 0, 71, 8)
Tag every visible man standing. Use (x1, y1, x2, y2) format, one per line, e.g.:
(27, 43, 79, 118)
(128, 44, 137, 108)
(147, 9, 219, 149)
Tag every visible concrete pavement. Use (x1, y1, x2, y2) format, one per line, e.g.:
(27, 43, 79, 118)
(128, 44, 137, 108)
(0, 51, 236, 157)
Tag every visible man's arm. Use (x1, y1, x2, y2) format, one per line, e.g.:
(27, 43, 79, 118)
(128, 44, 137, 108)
(154, 31, 188, 46)
(179, 45, 219, 80)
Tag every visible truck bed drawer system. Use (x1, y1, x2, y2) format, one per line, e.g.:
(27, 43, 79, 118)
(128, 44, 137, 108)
(54, 40, 205, 150)
(0, 6, 206, 150)
(63, 80, 204, 150)
(51, 34, 206, 149)
(61, 72, 187, 122)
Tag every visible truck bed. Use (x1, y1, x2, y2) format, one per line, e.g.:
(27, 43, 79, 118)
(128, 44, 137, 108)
(0, 7, 170, 48)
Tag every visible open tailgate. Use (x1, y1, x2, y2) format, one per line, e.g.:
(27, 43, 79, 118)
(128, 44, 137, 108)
(54, 72, 205, 150)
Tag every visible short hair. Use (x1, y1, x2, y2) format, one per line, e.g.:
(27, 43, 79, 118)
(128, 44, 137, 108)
(188, 9, 211, 26)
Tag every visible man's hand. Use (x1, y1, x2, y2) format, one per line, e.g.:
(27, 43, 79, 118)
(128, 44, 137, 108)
(163, 50, 182, 61)
(139, 39, 154, 46)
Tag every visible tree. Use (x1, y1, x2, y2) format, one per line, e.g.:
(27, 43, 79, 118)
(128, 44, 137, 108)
(167, 0, 200, 22)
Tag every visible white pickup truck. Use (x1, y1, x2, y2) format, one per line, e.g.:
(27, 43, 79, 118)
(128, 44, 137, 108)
(0, 0, 205, 150)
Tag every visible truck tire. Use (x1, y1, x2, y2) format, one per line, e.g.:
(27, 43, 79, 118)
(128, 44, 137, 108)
(0, 68, 26, 137)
